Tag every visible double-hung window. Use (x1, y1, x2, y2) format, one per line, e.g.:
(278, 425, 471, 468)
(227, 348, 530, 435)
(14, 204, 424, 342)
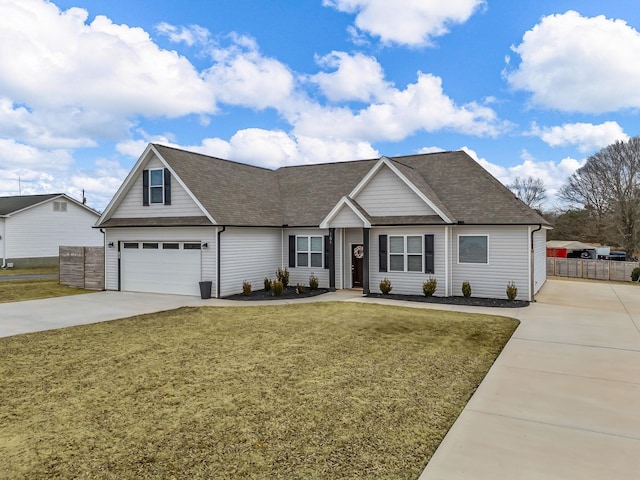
(297, 236, 323, 268)
(149, 169, 164, 204)
(389, 235, 423, 272)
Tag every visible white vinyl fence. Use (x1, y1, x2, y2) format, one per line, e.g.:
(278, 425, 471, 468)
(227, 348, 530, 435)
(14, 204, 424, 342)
(546, 257, 639, 282)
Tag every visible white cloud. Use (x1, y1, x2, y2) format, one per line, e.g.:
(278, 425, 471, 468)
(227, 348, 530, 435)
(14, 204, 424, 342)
(461, 146, 583, 206)
(530, 121, 629, 152)
(155, 22, 211, 47)
(323, 0, 485, 46)
(507, 10, 640, 113)
(123, 129, 379, 169)
(0, 1, 215, 116)
(203, 34, 295, 110)
(310, 51, 392, 102)
(294, 72, 508, 141)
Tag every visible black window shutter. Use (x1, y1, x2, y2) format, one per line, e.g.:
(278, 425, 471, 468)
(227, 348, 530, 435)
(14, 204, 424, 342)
(425, 234, 434, 274)
(142, 169, 149, 206)
(164, 168, 171, 205)
(288, 235, 296, 268)
(324, 235, 329, 269)
(379, 235, 387, 272)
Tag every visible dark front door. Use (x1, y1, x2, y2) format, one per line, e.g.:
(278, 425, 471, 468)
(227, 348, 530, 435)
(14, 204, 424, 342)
(351, 244, 364, 287)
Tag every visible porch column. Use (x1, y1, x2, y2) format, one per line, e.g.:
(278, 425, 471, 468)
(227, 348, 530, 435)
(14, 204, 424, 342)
(329, 228, 336, 290)
(362, 227, 370, 295)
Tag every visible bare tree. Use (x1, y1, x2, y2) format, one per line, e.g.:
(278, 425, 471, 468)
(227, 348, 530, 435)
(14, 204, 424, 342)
(559, 137, 640, 255)
(508, 176, 547, 209)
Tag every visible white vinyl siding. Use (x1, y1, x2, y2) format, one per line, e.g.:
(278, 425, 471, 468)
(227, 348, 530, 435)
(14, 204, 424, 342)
(354, 165, 435, 216)
(370, 227, 445, 296)
(4, 199, 102, 260)
(330, 205, 365, 228)
(112, 156, 204, 218)
(104, 227, 216, 293)
(219, 228, 282, 297)
(451, 226, 529, 300)
(533, 228, 547, 295)
(284, 228, 330, 288)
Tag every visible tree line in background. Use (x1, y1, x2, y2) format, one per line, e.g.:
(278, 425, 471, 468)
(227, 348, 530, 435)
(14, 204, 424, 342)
(508, 137, 640, 256)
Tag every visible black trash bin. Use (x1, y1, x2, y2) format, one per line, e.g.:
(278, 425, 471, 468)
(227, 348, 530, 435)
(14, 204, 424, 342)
(199, 281, 212, 299)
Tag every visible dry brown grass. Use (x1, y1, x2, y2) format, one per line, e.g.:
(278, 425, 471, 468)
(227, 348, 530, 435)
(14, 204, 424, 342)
(0, 302, 518, 479)
(0, 278, 91, 304)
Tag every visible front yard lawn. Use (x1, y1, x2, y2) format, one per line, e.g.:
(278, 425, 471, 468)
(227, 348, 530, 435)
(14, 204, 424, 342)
(0, 302, 518, 479)
(0, 277, 91, 304)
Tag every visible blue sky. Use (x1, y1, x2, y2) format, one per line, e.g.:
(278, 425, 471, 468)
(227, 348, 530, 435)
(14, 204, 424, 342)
(1, 0, 639, 211)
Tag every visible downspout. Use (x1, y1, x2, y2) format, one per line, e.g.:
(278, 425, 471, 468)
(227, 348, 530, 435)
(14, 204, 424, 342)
(530, 224, 542, 301)
(100, 228, 106, 290)
(1, 217, 6, 268)
(216, 226, 226, 298)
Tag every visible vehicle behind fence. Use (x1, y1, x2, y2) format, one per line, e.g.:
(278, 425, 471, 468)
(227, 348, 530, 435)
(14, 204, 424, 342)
(547, 257, 639, 282)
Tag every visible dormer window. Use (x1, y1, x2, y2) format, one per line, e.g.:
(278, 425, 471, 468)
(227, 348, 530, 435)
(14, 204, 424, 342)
(142, 168, 171, 206)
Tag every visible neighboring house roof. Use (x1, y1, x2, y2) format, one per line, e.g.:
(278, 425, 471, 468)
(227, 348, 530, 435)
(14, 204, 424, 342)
(546, 240, 595, 250)
(0, 193, 99, 217)
(98, 144, 549, 228)
(0, 194, 62, 216)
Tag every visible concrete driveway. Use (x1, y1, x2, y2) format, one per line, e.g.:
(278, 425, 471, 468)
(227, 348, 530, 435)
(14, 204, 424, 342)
(0, 291, 207, 338)
(419, 278, 640, 479)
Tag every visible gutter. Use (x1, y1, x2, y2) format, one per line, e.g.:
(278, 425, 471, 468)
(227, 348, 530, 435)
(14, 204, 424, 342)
(216, 226, 226, 298)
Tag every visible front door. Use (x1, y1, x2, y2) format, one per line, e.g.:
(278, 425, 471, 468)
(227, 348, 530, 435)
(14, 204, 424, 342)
(351, 244, 364, 287)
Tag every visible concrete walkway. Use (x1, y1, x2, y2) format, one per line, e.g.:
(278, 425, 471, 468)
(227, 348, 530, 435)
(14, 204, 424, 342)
(419, 278, 640, 479)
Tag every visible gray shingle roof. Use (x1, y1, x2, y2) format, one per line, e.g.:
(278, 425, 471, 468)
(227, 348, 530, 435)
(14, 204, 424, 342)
(141, 144, 548, 227)
(0, 194, 61, 215)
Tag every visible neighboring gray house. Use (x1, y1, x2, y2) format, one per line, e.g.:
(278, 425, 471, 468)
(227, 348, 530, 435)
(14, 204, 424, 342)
(95, 143, 550, 299)
(0, 193, 103, 268)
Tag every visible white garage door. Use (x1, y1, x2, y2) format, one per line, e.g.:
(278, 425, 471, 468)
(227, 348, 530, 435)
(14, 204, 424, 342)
(121, 241, 202, 296)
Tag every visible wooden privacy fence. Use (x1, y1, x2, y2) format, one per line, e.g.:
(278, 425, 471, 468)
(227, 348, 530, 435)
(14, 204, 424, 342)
(547, 257, 639, 282)
(59, 246, 105, 290)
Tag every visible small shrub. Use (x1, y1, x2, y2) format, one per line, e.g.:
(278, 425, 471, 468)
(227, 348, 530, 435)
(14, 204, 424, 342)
(506, 281, 518, 300)
(379, 277, 393, 295)
(242, 281, 252, 296)
(296, 283, 306, 294)
(276, 267, 290, 288)
(461, 281, 472, 298)
(422, 277, 437, 297)
(272, 280, 284, 296)
(264, 277, 272, 292)
(632, 267, 640, 282)
(309, 274, 319, 290)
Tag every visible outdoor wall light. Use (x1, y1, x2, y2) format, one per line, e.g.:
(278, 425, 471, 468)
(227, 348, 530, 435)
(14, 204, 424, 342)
(108, 242, 114, 248)
(202, 242, 208, 248)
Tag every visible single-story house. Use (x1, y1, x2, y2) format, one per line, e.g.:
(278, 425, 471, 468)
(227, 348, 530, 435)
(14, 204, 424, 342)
(95, 144, 550, 300)
(0, 193, 103, 268)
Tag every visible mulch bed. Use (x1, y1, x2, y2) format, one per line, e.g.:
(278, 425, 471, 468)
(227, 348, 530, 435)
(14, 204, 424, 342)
(225, 287, 331, 301)
(226, 287, 528, 307)
(365, 293, 529, 308)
